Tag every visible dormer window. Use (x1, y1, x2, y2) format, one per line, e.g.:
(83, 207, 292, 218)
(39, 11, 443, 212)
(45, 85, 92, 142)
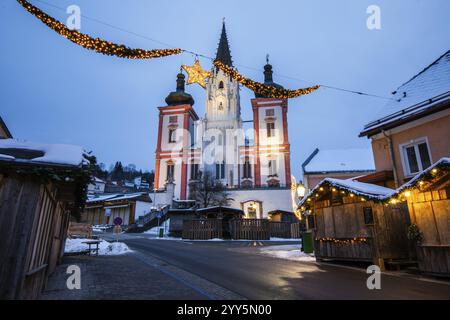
(219, 81, 224, 89)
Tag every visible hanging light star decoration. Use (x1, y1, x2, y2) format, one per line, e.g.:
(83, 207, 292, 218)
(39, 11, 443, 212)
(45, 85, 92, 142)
(182, 59, 211, 89)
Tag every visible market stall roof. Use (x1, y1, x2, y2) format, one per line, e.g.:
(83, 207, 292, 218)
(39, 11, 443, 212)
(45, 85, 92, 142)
(0, 138, 88, 168)
(87, 192, 151, 204)
(389, 157, 450, 198)
(298, 177, 395, 207)
(196, 206, 244, 215)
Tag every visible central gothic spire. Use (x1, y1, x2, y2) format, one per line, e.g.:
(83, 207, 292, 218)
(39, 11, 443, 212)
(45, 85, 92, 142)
(215, 20, 233, 67)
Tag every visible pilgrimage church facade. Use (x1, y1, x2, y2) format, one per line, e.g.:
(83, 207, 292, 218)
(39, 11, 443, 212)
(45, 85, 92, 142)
(153, 23, 296, 218)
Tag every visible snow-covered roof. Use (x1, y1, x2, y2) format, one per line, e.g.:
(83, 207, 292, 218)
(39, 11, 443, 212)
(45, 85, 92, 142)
(361, 50, 450, 136)
(0, 138, 88, 167)
(197, 206, 244, 213)
(87, 192, 150, 203)
(390, 157, 450, 197)
(92, 176, 105, 184)
(302, 148, 375, 173)
(298, 178, 395, 207)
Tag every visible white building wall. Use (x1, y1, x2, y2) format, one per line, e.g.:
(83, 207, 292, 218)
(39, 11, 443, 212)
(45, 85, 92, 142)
(227, 188, 294, 218)
(134, 201, 153, 219)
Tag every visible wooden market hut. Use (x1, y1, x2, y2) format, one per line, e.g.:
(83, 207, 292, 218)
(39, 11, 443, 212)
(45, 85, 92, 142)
(389, 158, 450, 276)
(82, 192, 152, 227)
(0, 139, 91, 299)
(298, 178, 411, 269)
(182, 206, 245, 240)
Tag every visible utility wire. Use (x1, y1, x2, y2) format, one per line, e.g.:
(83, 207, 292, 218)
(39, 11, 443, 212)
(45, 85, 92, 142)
(32, 0, 394, 101)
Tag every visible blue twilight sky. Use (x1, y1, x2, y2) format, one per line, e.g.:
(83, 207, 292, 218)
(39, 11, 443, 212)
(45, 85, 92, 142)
(1, 0, 449, 177)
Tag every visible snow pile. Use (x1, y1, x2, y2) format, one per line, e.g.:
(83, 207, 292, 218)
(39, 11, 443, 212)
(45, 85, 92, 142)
(259, 245, 316, 262)
(65, 238, 132, 255)
(92, 225, 110, 232)
(0, 139, 87, 166)
(144, 226, 163, 235)
(270, 237, 301, 242)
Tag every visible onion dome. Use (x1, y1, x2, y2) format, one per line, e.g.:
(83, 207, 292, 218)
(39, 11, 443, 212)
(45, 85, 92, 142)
(165, 72, 195, 106)
(255, 59, 284, 98)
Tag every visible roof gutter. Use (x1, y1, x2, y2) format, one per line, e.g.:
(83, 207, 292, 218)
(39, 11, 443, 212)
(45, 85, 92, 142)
(360, 93, 450, 138)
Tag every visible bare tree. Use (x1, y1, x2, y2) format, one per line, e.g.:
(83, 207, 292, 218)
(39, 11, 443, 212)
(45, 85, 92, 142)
(189, 171, 233, 208)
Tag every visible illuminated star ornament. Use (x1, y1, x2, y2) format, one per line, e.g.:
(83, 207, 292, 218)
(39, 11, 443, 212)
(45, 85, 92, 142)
(182, 59, 211, 89)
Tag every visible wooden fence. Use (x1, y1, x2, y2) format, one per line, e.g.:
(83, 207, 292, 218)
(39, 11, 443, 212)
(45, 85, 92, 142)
(182, 219, 222, 240)
(269, 221, 291, 238)
(181, 219, 303, 240)
(290, 223, 302, 239)
(230, 219, 270, 240)
(68, 222, 92, 239)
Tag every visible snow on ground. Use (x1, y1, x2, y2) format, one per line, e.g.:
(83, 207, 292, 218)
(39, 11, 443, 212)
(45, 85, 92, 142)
(147, 237, 301, 242)
(92, 225, 110, 232)
(65, 238, 132, 255)
(259, 244, 316, 262)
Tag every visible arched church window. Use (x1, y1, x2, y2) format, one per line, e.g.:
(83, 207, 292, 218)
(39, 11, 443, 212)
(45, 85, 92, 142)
(219, 81, 224, 89)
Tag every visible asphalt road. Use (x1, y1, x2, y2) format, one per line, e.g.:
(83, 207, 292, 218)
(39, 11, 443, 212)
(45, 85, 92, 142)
(104, 234, 450, 300)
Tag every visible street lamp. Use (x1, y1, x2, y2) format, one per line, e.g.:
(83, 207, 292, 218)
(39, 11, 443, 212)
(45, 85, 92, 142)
(296, 181, 306, 199)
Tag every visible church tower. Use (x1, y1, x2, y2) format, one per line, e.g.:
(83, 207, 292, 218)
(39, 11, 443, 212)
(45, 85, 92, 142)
(154, 72, 198, 200)
(202, 22, 243, 187)
(251, 60, 292, 188)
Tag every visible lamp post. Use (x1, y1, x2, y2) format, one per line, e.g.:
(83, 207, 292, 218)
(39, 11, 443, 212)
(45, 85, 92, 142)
(296, 181, 306, 199)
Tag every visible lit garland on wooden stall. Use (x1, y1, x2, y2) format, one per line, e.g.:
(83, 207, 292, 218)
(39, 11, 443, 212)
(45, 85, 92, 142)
(16, 0, 182, 59)
(316, 237, 369, 244)
(213, 60, 320, 99)
(387, 159, 450, 203)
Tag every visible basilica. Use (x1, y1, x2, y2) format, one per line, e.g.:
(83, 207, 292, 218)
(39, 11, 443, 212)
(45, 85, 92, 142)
(153, 23, 296, 218)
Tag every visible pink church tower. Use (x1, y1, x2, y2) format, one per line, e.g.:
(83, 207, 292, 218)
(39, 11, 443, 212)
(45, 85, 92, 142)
(154, 72, 198, 200)
(251, 60, 292, 189)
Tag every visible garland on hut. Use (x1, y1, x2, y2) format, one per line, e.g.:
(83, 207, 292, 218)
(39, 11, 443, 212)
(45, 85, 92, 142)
(388, 157, 450, 202)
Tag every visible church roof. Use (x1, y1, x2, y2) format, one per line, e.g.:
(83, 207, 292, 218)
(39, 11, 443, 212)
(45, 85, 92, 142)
(255, 61, 285, 98)
(215, 22, 233, 67)
(165, 72, 195, 106)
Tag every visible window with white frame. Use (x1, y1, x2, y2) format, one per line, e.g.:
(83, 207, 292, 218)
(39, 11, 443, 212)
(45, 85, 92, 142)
(400, 138, 432, 176)
(268, 159, 277, 176)
(166, 163, 175, 181)
(168, 129, 176, 143)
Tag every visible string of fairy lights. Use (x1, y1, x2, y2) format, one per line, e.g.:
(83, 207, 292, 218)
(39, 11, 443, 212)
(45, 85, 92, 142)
(16, 0, 182, 59)
(16, 0, 393, 101)
(213, 60, 321, 99)
(299, 161, 449, 215)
